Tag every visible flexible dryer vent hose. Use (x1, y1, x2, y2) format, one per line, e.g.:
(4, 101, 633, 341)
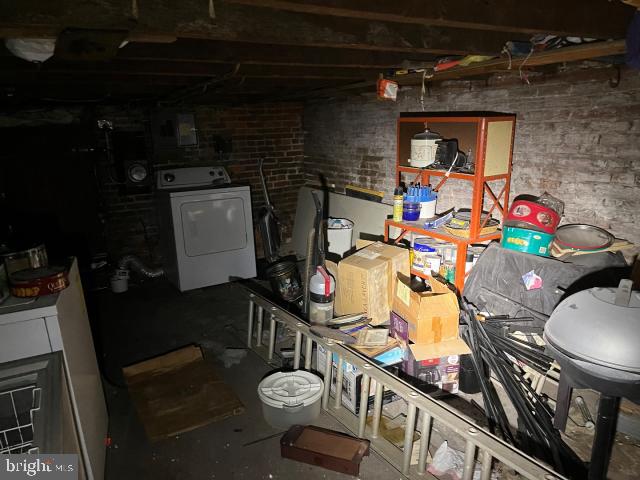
(117, 255, 164, 278)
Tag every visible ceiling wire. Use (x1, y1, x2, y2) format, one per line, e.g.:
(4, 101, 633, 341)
(420, 70, 426, 111)
(519, 47, 535, 85)
(161, 63, 241, 104)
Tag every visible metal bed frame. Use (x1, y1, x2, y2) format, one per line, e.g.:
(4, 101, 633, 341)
(241, 285, 565, 480)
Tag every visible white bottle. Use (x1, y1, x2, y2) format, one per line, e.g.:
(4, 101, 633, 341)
(309, 266, 335, 325)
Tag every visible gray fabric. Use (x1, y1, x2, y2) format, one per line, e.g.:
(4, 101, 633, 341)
(462, 243, 629, 320)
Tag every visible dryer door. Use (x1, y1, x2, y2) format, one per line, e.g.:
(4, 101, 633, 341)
(180, 196, 247, 256)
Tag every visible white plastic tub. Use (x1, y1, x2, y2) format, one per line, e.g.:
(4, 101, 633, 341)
(258, 371, 323, 429)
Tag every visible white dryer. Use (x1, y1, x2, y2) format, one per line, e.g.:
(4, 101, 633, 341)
(156, 166, 256, 291)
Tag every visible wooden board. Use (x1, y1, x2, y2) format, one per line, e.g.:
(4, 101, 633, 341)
(123, 345, 244, 441)
(484, 120, 514, 176)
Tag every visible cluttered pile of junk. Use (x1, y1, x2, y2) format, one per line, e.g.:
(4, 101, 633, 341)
(243, 113, 640, 480)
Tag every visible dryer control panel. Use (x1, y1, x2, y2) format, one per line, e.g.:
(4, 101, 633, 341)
(157, 166, 231, 189)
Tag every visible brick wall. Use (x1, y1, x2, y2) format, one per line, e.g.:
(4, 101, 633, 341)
(93, 106, 155, 260)
(303, 66, 640, 244)
(96, 102, 304, 260)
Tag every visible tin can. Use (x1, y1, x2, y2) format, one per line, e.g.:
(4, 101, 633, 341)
(2, 244, 48, 275)
(412, 238, 436, 273)
(9, 266, 69, 297)
(439, 262, 456, 284)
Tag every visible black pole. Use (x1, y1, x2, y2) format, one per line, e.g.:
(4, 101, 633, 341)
(588, 395, 620, 480)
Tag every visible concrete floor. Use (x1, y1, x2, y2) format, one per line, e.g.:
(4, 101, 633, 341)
(90, 278, 640, 480)
(91, 280, 404, 480)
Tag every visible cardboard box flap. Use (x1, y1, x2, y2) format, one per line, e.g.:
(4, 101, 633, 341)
(393, 273, 460, 344)
(395, 273, 459, 310)
(395, 272, 456, 299)
(355, 239, 375, 250)
(410, 338, 471, 361)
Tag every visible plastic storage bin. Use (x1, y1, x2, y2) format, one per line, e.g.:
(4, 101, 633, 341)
(258, 371, 323, 429)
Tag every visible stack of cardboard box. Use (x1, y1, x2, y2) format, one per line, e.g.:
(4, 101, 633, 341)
(318, 240, 470, 408)
(320, 241, 409, 412)
(329, 241, 409, 325)
(390, 273, 470, 393)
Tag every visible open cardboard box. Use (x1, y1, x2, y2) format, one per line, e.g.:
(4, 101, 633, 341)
(392, 273, 460, 344)
(326, 242, 409, 325)
(390, 310, 470, 393)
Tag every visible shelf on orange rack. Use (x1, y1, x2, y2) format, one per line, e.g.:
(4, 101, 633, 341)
(397, 165, 476, 180)
(386, 219, 502, 244)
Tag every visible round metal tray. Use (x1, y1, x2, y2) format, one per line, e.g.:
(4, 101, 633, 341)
(554, 224, 614, 251)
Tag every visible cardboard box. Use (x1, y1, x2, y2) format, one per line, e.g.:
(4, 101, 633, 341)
(337, 242, 409, 325)
(392, 273, 460, 344)
(389, 310, 410, 347)
(404, 348, 462, 394)
(316, 345, 397, 414)
(389, 311, 470, 394)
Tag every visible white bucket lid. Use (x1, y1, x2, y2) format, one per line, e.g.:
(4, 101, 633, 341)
(258, 371, 323, 408)
(327, 217, 354, 230)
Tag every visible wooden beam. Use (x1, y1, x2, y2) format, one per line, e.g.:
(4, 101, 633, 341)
(396, 39, 628, 84)
(281, 39, 627, 99)
(0, 71, 355, 92)
(0, 58, 380, 80)
(226, 0, 635, 39)
(0, 1, 525, 55)
(0, 72, 197, 87)
(118, 40, 436, 68)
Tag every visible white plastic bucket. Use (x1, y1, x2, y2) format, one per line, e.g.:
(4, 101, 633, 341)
(258, 371, 323, 429)
(110, 268, 130, 293)
(327, 217, 354, 257)
(419, 199, 437, 219)
(110, 276, 128, 293)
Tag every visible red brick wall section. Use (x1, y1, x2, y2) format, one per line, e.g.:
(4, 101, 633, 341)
(96, 102, 304, 259)
(94, 106, 155, 261)
(303, 66, 640, 244)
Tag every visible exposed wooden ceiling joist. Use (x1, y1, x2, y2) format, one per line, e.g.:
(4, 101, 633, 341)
(117, 40, 436, 69)
(226, 0, 635, 39)
(0, 58, 381, 80)
(291, 39, 628, 100)
(0, 1, 631, 103)
(0, 74, 352, 91)
(397, 39, 628, 84)
(0, 1, 526, 55)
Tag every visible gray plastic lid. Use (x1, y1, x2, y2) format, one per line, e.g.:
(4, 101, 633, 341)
(544, 285, 640, 373)
(258, 371, 323, 408)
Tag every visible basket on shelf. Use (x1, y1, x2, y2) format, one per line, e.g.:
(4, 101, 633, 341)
(443, 223, 499, 238)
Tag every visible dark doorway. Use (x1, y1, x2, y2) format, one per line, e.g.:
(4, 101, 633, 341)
(0, 124, 104, 267)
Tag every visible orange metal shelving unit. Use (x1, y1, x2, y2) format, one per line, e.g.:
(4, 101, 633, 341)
(384, 112, 516, 291)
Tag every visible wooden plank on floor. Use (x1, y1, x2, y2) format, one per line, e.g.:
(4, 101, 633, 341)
(123, 345, 245, 442)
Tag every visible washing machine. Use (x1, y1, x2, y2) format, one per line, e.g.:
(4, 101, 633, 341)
(156, 166, 256, 291)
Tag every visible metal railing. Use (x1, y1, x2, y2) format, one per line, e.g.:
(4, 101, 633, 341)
(242, 285, 565, 480)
